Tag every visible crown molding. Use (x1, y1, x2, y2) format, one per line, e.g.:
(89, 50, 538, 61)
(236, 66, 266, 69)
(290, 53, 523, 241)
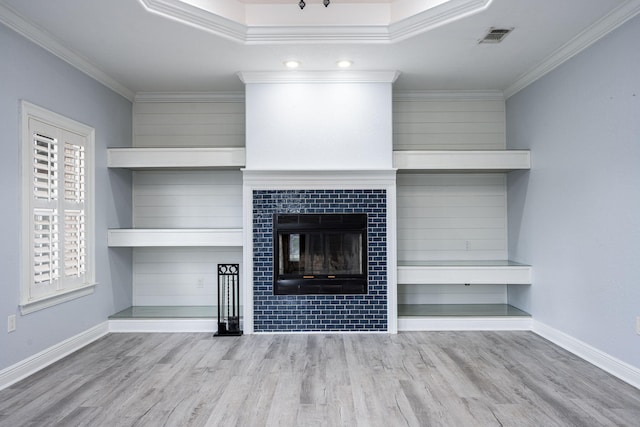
(237, 70, 401, 84)
(134, 91, 245, 103)
(389, 0, 491, 43)
(0, 3, 134, 101)
(394, 90, 504, 101)
(140, 0, 491, 44)
(504, 0, 640, 98)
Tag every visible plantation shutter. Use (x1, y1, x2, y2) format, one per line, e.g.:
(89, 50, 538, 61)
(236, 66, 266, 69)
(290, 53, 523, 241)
(29, 118, 61, 299)
(62, 132, 87, 285)
(21, 102, 95, 312)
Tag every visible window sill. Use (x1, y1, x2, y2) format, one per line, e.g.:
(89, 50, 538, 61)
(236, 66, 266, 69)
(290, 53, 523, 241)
(20, 283, 97, 315)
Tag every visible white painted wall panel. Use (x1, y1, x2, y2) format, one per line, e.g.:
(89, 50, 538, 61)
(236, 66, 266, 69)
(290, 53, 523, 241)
(133, 170, 243, 229)
(397, 173, 507, 262)
(133, 101, 245, 148)
(133, 247, 242, 306)
(393, 99, 505, 150)
(245, 83, 393, 169)
(398, 284, 507, 305)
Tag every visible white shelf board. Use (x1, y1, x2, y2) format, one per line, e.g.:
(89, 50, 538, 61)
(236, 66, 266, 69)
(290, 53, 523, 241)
(397, 261, 532, 285)
(108, 228, 243, 247)
(393, 150, 530, 172)
(108, 147, 245, 169)
(398, 316, 533, 331)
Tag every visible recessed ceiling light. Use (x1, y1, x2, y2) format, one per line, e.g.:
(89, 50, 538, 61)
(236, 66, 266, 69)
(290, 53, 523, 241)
(284, 60, 301, 69)
(337, 60, 353, 68)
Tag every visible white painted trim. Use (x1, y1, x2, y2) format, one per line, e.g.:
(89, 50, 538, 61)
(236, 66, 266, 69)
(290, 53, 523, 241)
(134, 92, 244, 103)
(237, 70, 401, 84)
(0, 4, 134, 101)
(0, 322, 108, 391)
(505, 0, 640, 98)
(19, 284, 96, 315)
(108, 318, 217, 333)
(242, 180, 254, 334)
(393, 90, 504, 101)
(107, 228, 243, 247)
(532, 320, 640, 390)
(108, 147, 246, 169)
(140, 0, 491, 44)
(242, 169, 398, 189)
(398, 316, 533, 331)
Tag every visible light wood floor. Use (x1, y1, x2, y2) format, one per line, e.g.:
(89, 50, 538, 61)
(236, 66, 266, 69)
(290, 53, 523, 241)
(1, 331, 639, 426)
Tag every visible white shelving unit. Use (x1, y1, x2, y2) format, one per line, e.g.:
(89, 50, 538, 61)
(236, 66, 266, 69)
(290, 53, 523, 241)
(107, 228, 243, 247)
(108, 147, 245, 169)
(108, 147, 245, 248)
(394, 149, 532, 328)
(397, 261, 532, 285)
(393, 150, 530, 172)
(108, 146, 533, 327)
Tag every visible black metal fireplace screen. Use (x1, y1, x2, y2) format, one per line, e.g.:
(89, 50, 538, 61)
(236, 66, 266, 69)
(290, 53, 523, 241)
(273, 213, 368, 295)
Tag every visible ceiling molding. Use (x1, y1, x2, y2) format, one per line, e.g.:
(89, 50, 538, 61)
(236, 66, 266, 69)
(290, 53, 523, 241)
(134, 92, 245, 103)
(388, 0, 492, 43)
(139, 0, 491, 44)
(504, 0, 640, 98)
(394, 90, 504, 101)
(0, 4, 135, 101)
(237, 70, 401, 84)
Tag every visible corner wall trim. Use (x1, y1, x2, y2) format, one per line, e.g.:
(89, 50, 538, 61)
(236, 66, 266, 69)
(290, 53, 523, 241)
(0, 322, 109, 391)
(532, 320, 640, 390)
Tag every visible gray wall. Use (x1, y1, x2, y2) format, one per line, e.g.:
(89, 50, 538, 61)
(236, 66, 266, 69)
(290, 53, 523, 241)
(0, 23, 133, 370)
(507, 15, 640, 368)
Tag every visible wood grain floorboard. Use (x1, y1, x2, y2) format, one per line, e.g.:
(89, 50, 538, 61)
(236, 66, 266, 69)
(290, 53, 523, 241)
(1, 331, 640, 426)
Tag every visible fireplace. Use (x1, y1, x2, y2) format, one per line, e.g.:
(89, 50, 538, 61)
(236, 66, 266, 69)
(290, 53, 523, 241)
(273, 213, 368, 295)
(250, 187, 389, 332)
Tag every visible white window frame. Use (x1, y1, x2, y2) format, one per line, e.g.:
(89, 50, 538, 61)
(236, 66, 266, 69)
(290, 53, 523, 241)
(20, 101, 96, 314)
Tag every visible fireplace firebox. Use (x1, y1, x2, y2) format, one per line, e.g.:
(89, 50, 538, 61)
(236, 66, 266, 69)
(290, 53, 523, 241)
(273, 213, 368, 295)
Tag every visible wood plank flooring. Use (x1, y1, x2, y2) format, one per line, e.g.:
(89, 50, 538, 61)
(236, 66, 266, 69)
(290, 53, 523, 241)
(1, 331, 639, 426)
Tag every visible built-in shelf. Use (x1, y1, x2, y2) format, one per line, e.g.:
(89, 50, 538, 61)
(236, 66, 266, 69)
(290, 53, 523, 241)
(107, 147, 245, 169)
(393, 150, 530, 172)
(107, 228, 243, 247)
(108, 147, 529, 172)
(397, 304, 532, 331)
(109, 306, 218, 319)
(398, 304, 530, 317)
(397, 260, 532, 285)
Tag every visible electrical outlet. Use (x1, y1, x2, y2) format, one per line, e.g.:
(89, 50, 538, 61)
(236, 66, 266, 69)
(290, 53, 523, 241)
(197, 278, 205, 288)
(8, 315, 16, 333)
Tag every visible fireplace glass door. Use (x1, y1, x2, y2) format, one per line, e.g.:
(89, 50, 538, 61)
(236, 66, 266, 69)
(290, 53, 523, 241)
(273, 214, 367, 295)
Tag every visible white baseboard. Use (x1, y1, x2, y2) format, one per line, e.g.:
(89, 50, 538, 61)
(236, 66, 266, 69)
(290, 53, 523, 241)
(398, 316, 533, 331)
(108, 318, 216, 333)
(532, 320, 640, 390)
(0, 321, 109, 390)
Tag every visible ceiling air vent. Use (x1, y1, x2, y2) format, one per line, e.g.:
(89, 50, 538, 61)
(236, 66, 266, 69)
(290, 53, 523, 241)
(479, 27, 514, 44)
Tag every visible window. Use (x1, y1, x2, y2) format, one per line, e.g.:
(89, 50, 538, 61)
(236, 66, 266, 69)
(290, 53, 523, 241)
(21, 101, 95, 314)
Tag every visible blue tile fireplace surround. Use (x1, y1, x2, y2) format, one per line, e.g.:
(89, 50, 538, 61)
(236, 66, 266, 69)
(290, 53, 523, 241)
(252, 189, 388, 332)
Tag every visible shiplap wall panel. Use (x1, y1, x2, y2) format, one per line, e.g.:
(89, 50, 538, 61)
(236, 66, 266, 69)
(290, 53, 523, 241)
(397, 173, 507, 262)
(393, 99, 505, 150)
(133, 170, 242, 229)
(398, 284, 507, 305)
(133, 247, 242, 306)
(133, 101, 245, 148)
